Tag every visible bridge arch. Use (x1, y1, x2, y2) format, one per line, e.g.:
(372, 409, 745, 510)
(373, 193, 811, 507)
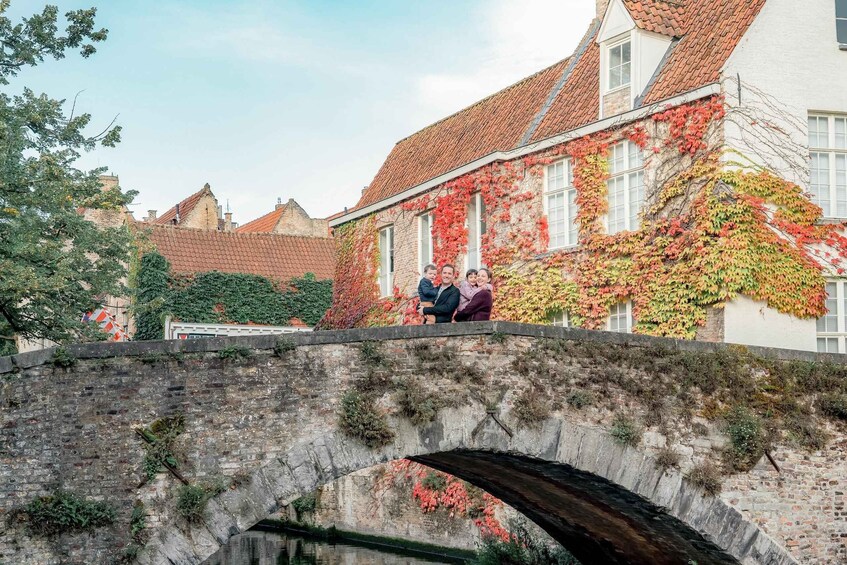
(138, 411, 795, 565)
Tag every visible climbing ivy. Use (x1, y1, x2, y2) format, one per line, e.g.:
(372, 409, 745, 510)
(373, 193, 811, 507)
(133, 251, 332, 339)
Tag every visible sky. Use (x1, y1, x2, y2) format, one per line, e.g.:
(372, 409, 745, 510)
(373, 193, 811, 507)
(9, 0, 595, 224)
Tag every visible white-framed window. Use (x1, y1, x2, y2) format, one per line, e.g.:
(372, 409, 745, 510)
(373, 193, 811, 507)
(809, 114, 847, 218)
(837, 0, 847, 46)
(817, 280, 847, 352)
(378, 225, 394, 297)
(549, 310, 570, 327)
(544, 159, 578, 250)
(466, 193, 487, 270)
(607, 301, 633, 333)
(607, 141, 645, 234)
(607, 39, 631, 91)
(418, 212, 433, 274)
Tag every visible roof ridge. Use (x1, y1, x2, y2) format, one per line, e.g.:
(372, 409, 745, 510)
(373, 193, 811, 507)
(148, 223, 332, 241)
(394, 56, 572, 145)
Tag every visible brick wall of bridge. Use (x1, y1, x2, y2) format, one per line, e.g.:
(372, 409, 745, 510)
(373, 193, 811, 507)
(0, 323, 844, 564)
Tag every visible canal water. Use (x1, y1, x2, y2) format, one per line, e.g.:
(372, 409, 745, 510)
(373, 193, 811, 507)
(203, 529, 467, 565)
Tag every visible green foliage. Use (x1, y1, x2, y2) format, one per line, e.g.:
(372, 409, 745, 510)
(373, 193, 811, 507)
(21, 490, 116, 536)
(472, 519, 579, 565)
(420, 472, 447, 491)
(358, 340, 386, 366)
(140, 415, 184, 481)
(176, 480, 226, 523)
(723, 406, 769, 471)
(218, 345, 251, 361)
(291, 492, 318, 516)
(51, 347, 76, 368)
(129, 500, 146, 542)
(565, 390, 593, 410)
(819, 393, 847, 421)
(394, 378, 441, 426)
(488, 331, 507, 344)
(609, 413, 642, 447)
(274, 337, 297, 357)
(0, 5, 135, 345)
(134, 252, 170, 340)
(132, 258, 333, 340)
(686, 461, 723, 496)
(338, 390, 394, 448)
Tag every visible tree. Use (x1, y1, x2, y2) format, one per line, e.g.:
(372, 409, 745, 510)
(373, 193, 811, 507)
(0, 2, 135, 350)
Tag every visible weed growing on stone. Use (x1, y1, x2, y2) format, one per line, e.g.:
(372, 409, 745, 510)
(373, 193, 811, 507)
(394, 378, 441, 426)
(274, 338, 297, 357)
(512, 384, 551, 428)
(176, 480, 226, 523)
(411, 341, 442, 364)
(291, 492, 318, 518)
(358, 341, 386, 366)
(488, 331, 507, 344)
(339, 390, 394, 448)
(18, 490, 116, 536)
(610, 413, 642, 447)
(655, 447, 681, 470)
(471, 518, 578, 565)
(51, 347, 76, 368)
(217, 345, 251, 361)
(565, 390, 594, 410)
(686, 461, 723, 496)
(420, 471, 447, 491)
(819, 393, 847, 421)
(139, 415, 185, 482)
(723, 406, 769, 472)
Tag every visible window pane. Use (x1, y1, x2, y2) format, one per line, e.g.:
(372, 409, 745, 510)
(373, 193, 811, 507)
(818, 337, 840, 353)
(567, 188, 578, 245)
(609, 302, 630, 333)
(548, 192, 566, 248)
(610, 44, 621, 67)
(818, 282, 839, 332)
(610, 67, 621, 89)
(420, 215, 431, 272)
(549, 311, 569, 327)
(838, 0, 847, 17)
(467, 198, 479, 269)
(809, 116, 829, 148)
(621, 41, 631, 64)
(836, 118, 847, 149)
(837, 155, 847, 217)
(620, 62, 631, 87)
(608, 177, 626, 234)
(609, 143, 624, 174)
(838, 18, 847, 44)
(811, 152, 831, 216)
(629, 171, 645, 230)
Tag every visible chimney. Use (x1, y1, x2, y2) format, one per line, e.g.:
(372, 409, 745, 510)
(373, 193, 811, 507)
(361, 185, 368, 196)
(275, 197, 284, 210)
(174, 203, 181, 224)
(224, 212, 233, 232)
(147, 209, 157, 221)
(597, 0, 610, 18)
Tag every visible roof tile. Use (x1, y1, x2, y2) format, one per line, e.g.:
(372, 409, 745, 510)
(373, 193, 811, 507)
(236, 205, 286, 233)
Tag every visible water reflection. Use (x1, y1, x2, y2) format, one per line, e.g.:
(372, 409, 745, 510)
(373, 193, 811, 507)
(203, 530, 461, 565)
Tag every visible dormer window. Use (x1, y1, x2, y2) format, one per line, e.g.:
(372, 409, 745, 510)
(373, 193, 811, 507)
(608, 40, 631, 90)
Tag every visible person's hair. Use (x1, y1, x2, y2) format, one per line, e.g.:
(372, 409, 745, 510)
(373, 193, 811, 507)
(423, 264, 437, 274)
(465, 268, 478, 278)
(440, 263, 455, 274)
(478, 268, 492, 282)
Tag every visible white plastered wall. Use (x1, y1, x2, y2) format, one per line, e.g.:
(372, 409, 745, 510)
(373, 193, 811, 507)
(720, 0, 847, 352)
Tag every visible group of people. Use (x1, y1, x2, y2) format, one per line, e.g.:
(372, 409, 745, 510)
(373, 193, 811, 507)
(416, 263, 493, 323)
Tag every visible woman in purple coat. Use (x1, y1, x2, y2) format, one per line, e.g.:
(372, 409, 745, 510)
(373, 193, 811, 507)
(454, 268, 492, 322)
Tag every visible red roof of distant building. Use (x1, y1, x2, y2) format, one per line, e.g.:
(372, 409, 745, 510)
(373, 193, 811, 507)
(155, 185, 211, 225)
(236, 205, 286, 233)
(144, 224, 336, 281)
(354, 0, 765, 212)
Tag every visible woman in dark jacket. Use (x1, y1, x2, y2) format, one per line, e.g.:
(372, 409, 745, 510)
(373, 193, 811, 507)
(455, 268, 492, 322)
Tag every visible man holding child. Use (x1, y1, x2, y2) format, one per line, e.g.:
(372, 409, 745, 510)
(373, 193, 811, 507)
(416, 263, 492, 323)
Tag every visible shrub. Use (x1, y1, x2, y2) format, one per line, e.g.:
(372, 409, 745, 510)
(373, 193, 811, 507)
(291, 492, 318, 517)
(273, 337, 297, 357)
(565, 390, 594, 410)
(655, 447, 681, 470)
(358, 340, 386, 366)
(52, 347, 76, 368)
(723, 406, 769, 471)
(21, 490, 116, 536)
(488, 331, 507, 344)
(395, 379, 440, 426)
(609, 413, 642, 447)
(218, 345, 251, 360)
(420, 471, 447, 491)
(819, 393, 847, 421)
(512, 384, 551, 427)
(140, 415, 185, 482)
(338, 390, 394, 448)
(686, 461, 723, 496)
(129, 500, 146, 542)
(176, 481, 226, 523)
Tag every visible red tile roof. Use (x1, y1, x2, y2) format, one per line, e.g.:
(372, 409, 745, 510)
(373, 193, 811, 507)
(155, 185, 210, 225)
(354, 0, 765, 212)
(356, 57, 571, 208)
(143, 225, 336, 281)
(236, 205, 286, 233)
(623, 0, 687, 37)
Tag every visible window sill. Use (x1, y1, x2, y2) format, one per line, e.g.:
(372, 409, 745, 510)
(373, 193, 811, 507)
(603, 84, 631, 96)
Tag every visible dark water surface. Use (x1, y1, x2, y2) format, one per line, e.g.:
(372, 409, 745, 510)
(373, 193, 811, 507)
(203, 530, 463, 565)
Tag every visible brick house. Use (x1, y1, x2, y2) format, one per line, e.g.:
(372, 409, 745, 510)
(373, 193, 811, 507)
(326, 0, 847, 352)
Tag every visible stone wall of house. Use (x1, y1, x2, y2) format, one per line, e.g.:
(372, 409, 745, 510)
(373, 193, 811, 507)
(0, 323, 841, 564)
(603, 87, 631, 117)
(276, 199, 331, 238)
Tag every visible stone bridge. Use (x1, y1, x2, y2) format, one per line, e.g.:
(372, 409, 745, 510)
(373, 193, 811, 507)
(1, 323, 845, 564)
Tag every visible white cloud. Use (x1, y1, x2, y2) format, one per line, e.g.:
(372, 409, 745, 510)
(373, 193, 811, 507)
(413, 0, 595, 124)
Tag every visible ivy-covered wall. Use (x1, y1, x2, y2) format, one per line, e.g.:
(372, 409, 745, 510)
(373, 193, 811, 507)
(134, 251, 332, 340)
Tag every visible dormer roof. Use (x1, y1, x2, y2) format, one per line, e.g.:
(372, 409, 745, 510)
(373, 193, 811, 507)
(622, 0, 687, 37)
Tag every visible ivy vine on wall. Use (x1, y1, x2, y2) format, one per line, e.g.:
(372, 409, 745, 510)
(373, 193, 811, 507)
(134, 251, 332, 340)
